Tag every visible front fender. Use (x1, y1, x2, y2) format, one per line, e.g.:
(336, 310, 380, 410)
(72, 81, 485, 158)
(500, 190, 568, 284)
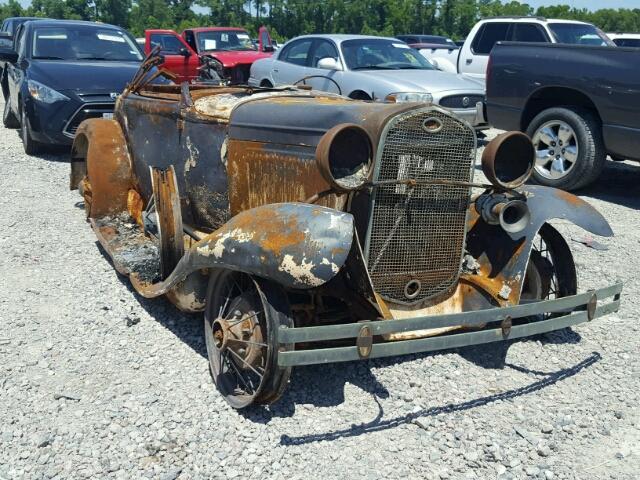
(132, 202, 354, 297)
(516, 185, 612, 239)
(465, 185, 612, 306)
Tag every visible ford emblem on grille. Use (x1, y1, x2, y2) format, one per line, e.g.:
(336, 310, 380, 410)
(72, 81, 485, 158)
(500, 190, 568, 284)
(462, 96, 470, 107)
(422, 117, 443, 133)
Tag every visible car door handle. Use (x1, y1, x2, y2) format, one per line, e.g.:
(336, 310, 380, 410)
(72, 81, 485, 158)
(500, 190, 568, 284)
(273, 68, 278, 73)
(465, 58, 473, 65)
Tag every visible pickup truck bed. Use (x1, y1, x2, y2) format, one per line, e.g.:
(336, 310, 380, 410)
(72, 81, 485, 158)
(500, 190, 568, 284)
(486, 41, 640, 190)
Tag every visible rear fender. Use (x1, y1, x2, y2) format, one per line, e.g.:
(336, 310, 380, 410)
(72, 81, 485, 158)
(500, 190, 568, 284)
(131, 202, 354, 297)
(70, 119, 134, 218)
(465, 185, 612, 306)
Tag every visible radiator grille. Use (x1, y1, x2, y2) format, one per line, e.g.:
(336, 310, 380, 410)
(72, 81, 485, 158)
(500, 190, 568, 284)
(439, 94, 484, 109)
(365, 108, 476, 304)
(63, 103, 115, 138)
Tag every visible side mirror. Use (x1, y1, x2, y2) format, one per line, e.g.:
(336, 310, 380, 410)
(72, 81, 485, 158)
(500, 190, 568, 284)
(262, 45, 275, 53)
(317, 57, 342, 71)
(0, 47, 18, 64)
(179, 47, 191, 57)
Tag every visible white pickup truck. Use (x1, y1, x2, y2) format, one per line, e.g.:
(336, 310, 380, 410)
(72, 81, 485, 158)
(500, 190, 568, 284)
(420, 16, 613, 82)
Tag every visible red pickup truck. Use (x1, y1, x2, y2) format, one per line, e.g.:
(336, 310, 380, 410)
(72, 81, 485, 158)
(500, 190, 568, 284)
(144, 26, 274, 84)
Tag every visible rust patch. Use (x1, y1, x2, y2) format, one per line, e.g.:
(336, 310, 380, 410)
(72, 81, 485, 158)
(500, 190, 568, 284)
(208, 205, 307, 256)
(127, 189, 144, 226)
(227, 139, 345, 214)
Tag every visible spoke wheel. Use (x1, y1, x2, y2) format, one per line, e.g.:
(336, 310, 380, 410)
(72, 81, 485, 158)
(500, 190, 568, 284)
(204, 270, 292, 409)
(532, 120, 578, 181)
(521, 224, 577, 312)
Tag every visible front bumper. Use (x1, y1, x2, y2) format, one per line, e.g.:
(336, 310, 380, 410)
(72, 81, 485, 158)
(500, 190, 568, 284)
(25, 92, 114, 146)
(276, 283, 622, 367)
(447, 101, 487, 129)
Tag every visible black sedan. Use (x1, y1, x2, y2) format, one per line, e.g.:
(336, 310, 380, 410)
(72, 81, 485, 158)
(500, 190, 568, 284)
(0, 20, 143, 154)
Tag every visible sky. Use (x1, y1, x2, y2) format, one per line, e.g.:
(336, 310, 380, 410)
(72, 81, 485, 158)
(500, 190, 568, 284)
(8, 0, 640, 11)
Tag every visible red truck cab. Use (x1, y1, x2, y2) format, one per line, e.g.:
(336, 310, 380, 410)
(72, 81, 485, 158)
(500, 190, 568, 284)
(144, 26, 273, 84)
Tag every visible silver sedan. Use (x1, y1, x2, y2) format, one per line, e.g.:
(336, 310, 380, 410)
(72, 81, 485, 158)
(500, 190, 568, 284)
(249, 34, 487, 128)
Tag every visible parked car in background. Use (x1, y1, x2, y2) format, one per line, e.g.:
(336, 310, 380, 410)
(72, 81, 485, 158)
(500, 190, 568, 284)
(144, 26, 273, 84)
(396, 34, 457, 47)
(607, 33, 640, 47)
(486, 41, 640, 190)
(0, 19, 143, 154)
(0, 16, 40, 36)
(0, 17, 49, 74)
(421, 16, 614, 82)
(249, 34, 487, 128)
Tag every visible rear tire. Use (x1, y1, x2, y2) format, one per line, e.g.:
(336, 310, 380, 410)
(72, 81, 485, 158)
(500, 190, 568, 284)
(260, 80, 273, 88)
(526, 107, 605, 191)
(21, 104, 41, 155)
(3, 99, 18, 128)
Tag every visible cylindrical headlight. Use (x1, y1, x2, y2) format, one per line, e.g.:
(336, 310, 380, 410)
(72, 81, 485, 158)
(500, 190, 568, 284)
(481, 131, 534, 189)
(315, 123, 373, 192)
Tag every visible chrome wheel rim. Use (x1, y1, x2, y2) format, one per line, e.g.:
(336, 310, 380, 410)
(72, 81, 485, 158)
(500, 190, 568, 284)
(532, 121, 578, 180)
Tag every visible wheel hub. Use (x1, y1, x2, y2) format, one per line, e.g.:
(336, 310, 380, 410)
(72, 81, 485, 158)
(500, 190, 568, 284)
(532, 120, 578, 180)
(213, 295, 264, 369)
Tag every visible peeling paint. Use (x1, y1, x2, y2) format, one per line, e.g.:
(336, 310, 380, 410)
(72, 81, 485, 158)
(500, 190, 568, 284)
(197, 228, 255, 258)
(185, 136, 199, 172)
(498, 283, 512, 300)
(278, 254, 323, 287)
(321, 257, 340, 274)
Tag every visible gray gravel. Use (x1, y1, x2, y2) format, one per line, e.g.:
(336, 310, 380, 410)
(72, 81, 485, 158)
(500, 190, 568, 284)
(0, 116, 638, 480)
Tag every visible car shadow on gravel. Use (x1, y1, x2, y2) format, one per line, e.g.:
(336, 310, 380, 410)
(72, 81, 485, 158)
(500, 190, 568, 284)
(95, 241, 208, 356)
(30, 147, 70, 162)
(577, 160, 640, 210)
(276, 351, 602, 445)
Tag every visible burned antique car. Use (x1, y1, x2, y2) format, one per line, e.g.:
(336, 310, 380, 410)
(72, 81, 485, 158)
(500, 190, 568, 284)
(70, 60, 622, 409)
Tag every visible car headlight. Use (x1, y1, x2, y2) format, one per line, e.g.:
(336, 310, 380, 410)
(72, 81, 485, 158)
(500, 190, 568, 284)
(315, 123, 373, 192)
(27, 80, 69, 104)
(385, 92, 433, 104)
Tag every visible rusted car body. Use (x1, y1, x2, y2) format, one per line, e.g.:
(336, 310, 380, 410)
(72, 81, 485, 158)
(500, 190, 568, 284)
(70, 60, 622, 408)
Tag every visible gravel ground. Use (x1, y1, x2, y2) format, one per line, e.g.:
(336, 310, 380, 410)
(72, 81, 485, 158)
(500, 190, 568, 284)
(0, 113, 638, 480)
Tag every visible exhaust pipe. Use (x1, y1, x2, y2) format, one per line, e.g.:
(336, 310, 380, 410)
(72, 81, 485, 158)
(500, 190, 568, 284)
(476, 193, 531, 234)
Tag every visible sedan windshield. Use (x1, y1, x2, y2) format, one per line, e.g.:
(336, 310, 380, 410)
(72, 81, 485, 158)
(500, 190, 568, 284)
(197, 30, 255, 51)
(548, 23, 613, 46)
(342, 39, 435, 71)
(32, 25, 142, 61)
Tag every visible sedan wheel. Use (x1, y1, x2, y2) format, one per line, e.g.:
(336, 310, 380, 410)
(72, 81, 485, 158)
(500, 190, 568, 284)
(21, 105, 41, 155)
(3, 99, 19, 128)
(532, 120, 578, 181)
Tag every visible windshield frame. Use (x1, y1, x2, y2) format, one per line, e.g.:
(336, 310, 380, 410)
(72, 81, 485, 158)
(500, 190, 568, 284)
(547, 22, 614, 47)
(341, 38, 435, 71)
(195, 29, 256, 52)
(30, 24, 143, 62)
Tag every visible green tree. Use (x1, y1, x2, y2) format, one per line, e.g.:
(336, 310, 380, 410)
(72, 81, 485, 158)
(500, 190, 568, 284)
(95, 0, 131, 27)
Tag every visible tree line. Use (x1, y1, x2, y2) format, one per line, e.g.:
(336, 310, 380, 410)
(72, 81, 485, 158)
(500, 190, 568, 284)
(1, 0, 639, 40)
